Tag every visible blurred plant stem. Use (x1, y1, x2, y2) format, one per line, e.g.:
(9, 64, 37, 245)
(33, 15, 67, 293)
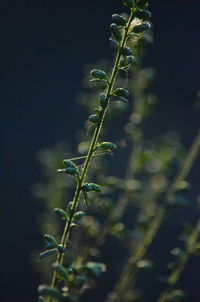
(158, 220, 200, 302)
(108, 130, 200, 302)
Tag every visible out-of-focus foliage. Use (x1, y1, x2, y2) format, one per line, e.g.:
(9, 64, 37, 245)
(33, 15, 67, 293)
(32, 1, 200, 301)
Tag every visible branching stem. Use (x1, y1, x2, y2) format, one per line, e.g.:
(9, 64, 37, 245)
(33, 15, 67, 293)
(48, 10, 135, 301)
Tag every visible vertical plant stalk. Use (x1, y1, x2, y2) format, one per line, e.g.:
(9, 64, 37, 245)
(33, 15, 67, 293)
(112, 66, 146, 220)
(48, 9, 135, 300)
(108, 130, 200, 302)
(158, 220, 200, 302)
(112, 125, 143, 220)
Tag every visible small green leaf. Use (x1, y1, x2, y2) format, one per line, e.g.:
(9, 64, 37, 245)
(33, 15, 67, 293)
(57, 168, 79, 177)
(99, 93, 107, 108)
(73, 211, 86, 221)
(123, 0, 135, 9)
(135, 9, 151, 20)
(136, 0, 148, 8)
(89, 114, 100, 123)
(110, 23, 122, 41)
(96, 142, 117, 153)
(60, 160, 79, 177)
(82, 182, 101, 193)
(109, 38, 119, 49)
(44, 235, 56, 244)
(86, 262, 106, 277)
(44, 234, 57, 247)
(121, 46, 133, 56)
(54, 208, 67, 220)
(113, 88, 129, 98)
(53, 263, 68, 279)
(132, 22, 151, 33)
(91, 69, 107, 80)
(38, 285, 62, 300)
(89, 78, 108, 85)
(112, 14, 127, 26)
(63, 160, 77, 169)
(39, 249, 57, 260)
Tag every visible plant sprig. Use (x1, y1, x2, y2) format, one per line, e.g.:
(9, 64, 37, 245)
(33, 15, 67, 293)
(38, 1, 152, 301)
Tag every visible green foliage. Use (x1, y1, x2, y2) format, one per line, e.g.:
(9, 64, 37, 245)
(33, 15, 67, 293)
(54, 208, 67, 220)
(34, 1, 200, 302)
(112, 14, 127, 26)
(82, 183, 101, 193)
(73, 211, 86, 221)
(39, 249, 57, 260)
(53, 263, 68, 280)
(57, 160, 80, 178)
(44, 234, 58, 248)
(110, 23, 122, 41)
(90, 69, 108, 82)
(96, 142, 117, 153)
(38, 285, 62, 300)
(132, 22, 151, 33)
(135, 9, 151, 20)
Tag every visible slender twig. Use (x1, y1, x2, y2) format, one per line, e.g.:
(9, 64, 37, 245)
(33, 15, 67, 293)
(66, 151, 112, 162)
(157, 220, 200, 302)
(48, 9, 135, 301)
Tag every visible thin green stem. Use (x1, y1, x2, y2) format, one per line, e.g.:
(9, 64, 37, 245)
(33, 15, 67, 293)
(112, 125, 143, 220)
(66, 151, 111, 162)
(47, 10, 135, 302)
(108, 130, 200, 302)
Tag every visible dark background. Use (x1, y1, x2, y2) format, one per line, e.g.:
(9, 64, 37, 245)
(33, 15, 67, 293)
(1, 0, 200, 301)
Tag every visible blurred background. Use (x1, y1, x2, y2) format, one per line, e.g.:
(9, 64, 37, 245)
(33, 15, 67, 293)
(1, 0, 200, 301)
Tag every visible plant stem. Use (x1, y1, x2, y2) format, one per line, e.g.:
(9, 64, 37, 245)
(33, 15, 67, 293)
(67, 151, 111, 162)
(112, 125, 143, 220)
(48, 10, 135, 301)
(108, 130, 200, 302)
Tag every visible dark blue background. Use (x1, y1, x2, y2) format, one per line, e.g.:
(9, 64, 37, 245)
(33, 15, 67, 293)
(1, 1, 200, 301)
